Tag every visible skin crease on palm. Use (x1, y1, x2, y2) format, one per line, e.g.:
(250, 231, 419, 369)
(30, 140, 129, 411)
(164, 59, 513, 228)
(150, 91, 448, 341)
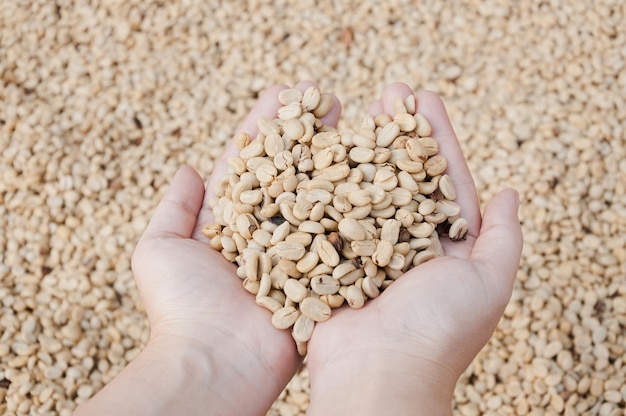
(78, 81, 522, 416)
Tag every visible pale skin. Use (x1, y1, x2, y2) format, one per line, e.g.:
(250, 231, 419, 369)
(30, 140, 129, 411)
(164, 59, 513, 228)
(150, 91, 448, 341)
(75, 82, 522, 416)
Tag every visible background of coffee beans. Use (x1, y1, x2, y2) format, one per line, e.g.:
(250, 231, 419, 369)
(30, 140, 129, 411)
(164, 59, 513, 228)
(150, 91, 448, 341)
(1, 1, 625, 414)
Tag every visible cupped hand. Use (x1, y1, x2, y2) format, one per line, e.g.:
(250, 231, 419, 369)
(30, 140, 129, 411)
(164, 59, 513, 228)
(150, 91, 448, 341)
(306, 83, 523, 415)
(130, 81, 342, 414)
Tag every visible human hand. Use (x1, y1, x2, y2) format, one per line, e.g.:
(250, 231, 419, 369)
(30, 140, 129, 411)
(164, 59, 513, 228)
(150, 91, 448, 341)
(77, 82, 341, 416)
(306, 83, 523, 416)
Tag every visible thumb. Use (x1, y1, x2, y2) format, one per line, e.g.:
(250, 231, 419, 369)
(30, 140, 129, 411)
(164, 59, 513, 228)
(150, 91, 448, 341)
(139, 166, 205, 241)
(470, 189, 523, 302)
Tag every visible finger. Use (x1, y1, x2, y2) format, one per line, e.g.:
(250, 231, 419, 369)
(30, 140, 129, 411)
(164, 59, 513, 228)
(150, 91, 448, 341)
(414, 91, 482, 257)
(141, 166, 205, 242)
(470, 189, 523, 303)
(367, 99, 383, 116)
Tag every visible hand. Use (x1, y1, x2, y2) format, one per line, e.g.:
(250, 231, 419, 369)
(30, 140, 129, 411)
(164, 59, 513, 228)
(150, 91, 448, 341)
(306, 83, 523, 416)
(76, 82, 342, 416)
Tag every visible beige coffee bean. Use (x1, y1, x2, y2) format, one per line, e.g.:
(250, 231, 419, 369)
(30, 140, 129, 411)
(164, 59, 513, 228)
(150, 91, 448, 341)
(369, 205, 396, 219)
(375, 113, 393, 127)
(231, 180, 252, 203)
(372, 147, 391, 164)
(387, 253, 406, 270)
(415, 113, 432, 137)
(285, 231, 313, 247)
(395, 208, 414, 227)
(418, 136, 439, 156)
(349, 146, 376, 163)
(424, 155, 448, 177)
(396, 158, 424, 174)
(239, 189, 263, 206)
(298, 220, 325, 234)
(320, 218, 339, 231)
(338, 268, 365, 285)
(278, 102, 303, 121)
(257, 272, 272, 297)
(255, 163, 279, 185)
(269, 267, 289, 289)
(228, 156, 247, 175)
(373, 166, 398, 191)
(256, 296, 283, 313)
(278, 88, 303, 105)
(376, 121, 401, 147)
(283, 119, 304, 141)
(425, 212, 447, 224)
(406, 138, 429, 162)
(357, 163, 377, 182)
(333, 194, 352, 212)
(394, 112, 418, 132)
(220, 235, 237, 253)
(296, 252, 320, 273)
(279, 201, 303, 226)
(264, 132, 285, 157)
(332, 261, 357, 280)
(271, 306, 300, 330)
(436, 200, 461, 217)
(308, 262, 334, 277)
(318, 240, 340, 267)
(275, 241, 306, 261)
(396, 171, 419, 194)
(276, 259, 301, 278)
(293, 199, 313, 220)
(243, 278, 260, 295)
(413, 250, 439, 267)
(381, 219, 401, 245)
(352, 133, 376, 149)
(302, 86, 321, 111)
(310, 275, 340, 295)
(418, 199, 436, 215)
(331, 143, 348, 162)
(320, 293, 345, 309)
(284, 278, 308, 303)
(244, 251, 260, 281)
(335, 181, 360, 195)
(372, 240, 394, 267)
(389, 187, 413, 206)
(313, 147, 335, 170)
(404, 95, 417, 114)
(407, 222, 435, 238)
(292, 315, 315, 342)
(361, 182, 386, 204)
(270, 220, 291, 245)
(449, 217, 469, 241)
(313, 92, 334, 118)
(343, 204, 372, 220)
(202, 223, 222, 239)
(347, 189, 372, 207)
(351, 239, 376, 256)
(346, 285, 366, 308)
(257, 116, 281, 136)
(438, 174, 457, 200)
(361, 276, 380, 299)
(300, 296, 332, 322)
(239, 140, 266, 160)
(235, 132, 252, 149)
(338, 217, 366, 241)
(309, 202, 326, 221)
(418, 179, 438, 195)
(410, 237, 432, 250)
(315, 162, 350, 182)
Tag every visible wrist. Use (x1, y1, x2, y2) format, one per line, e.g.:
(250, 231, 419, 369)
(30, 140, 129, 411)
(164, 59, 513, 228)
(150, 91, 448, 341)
(76, 330, 297, 416)
(307, 348, 455, 416)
